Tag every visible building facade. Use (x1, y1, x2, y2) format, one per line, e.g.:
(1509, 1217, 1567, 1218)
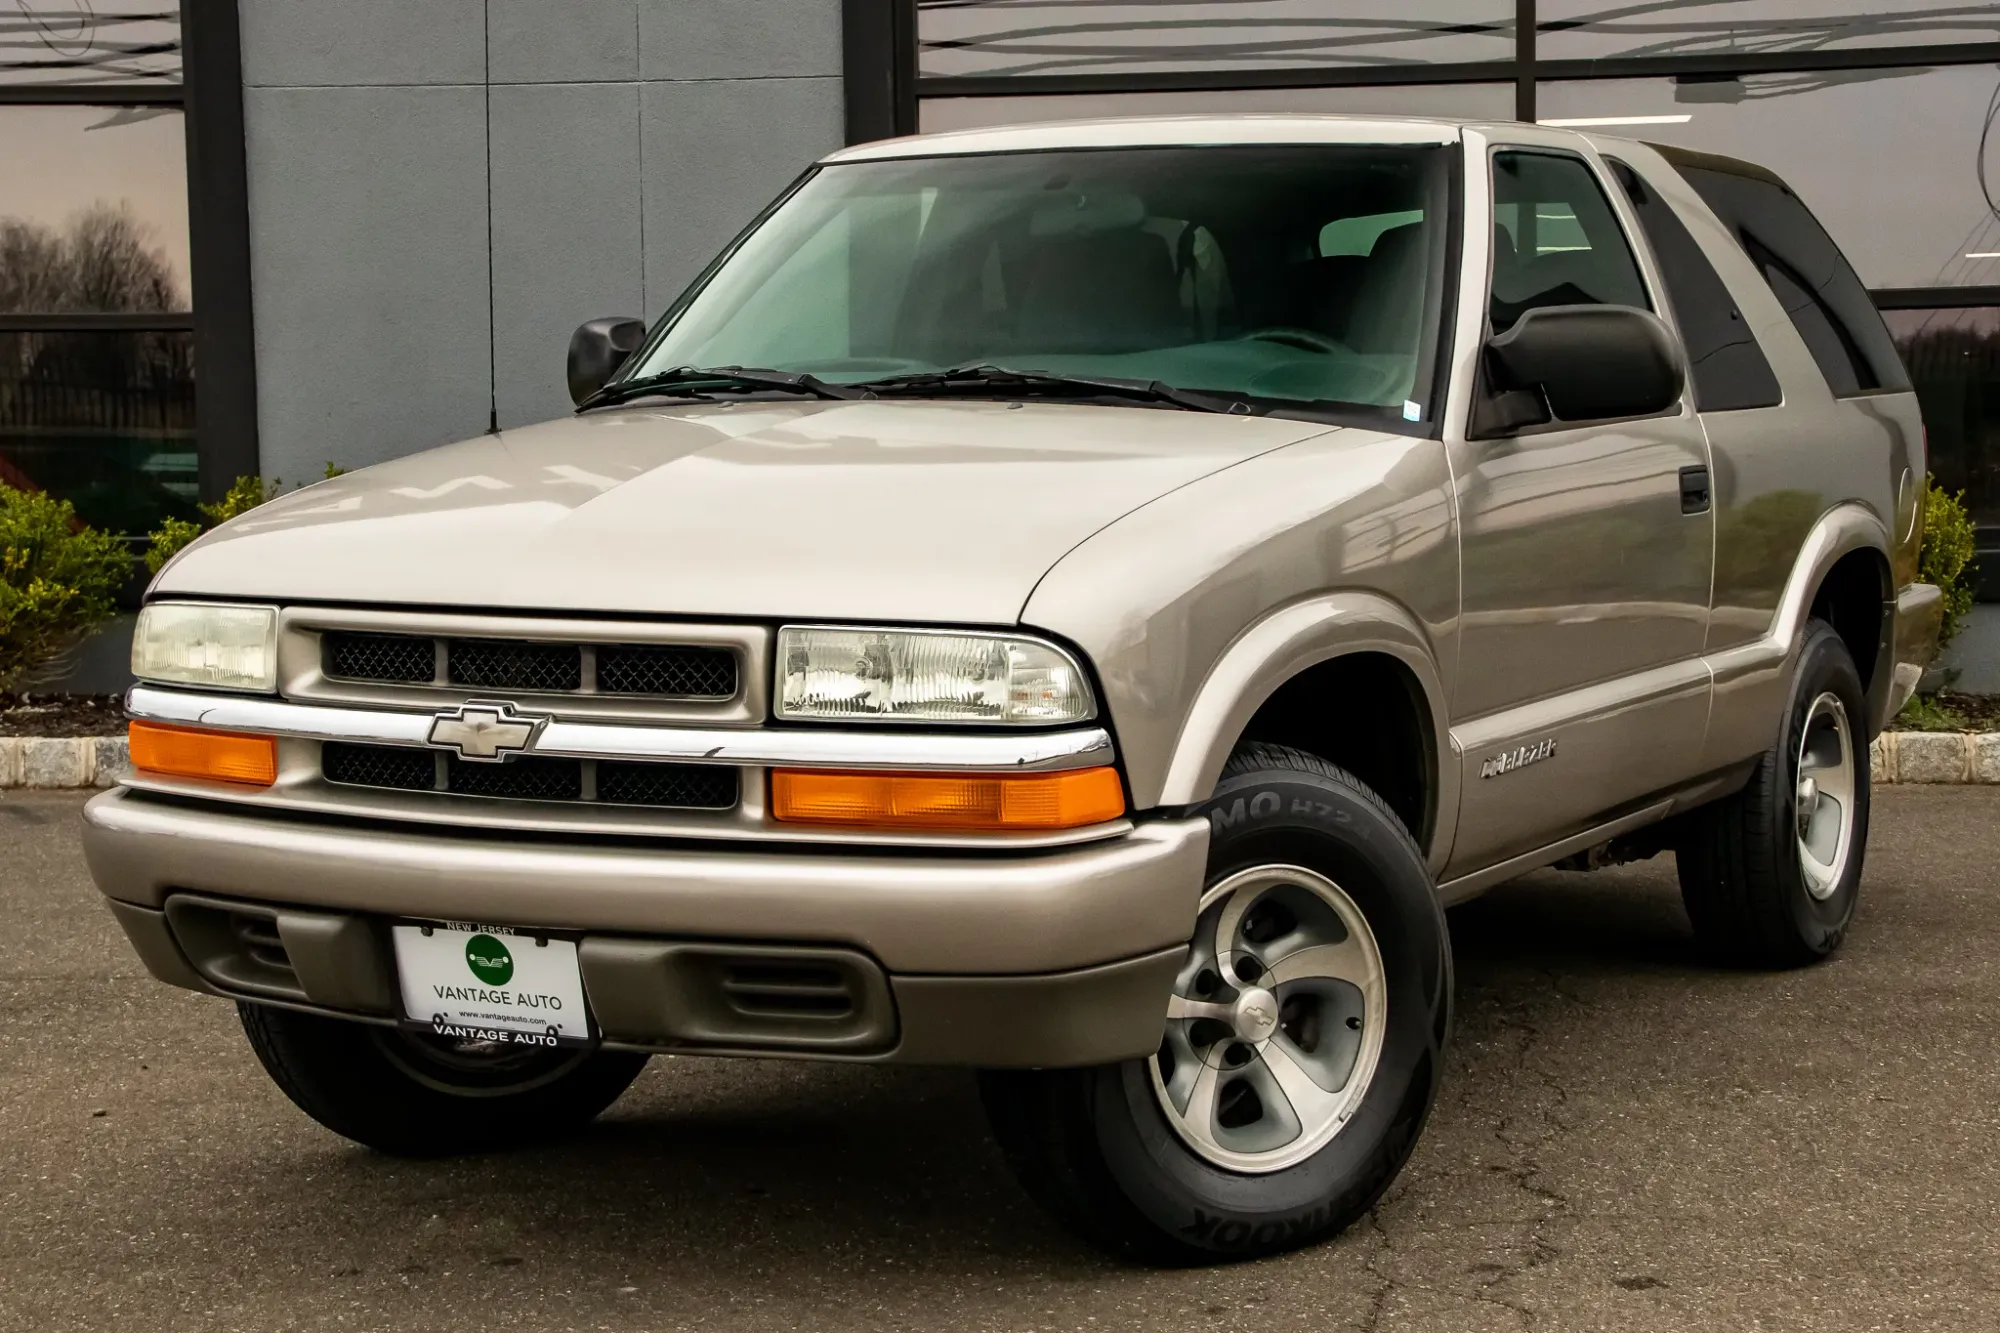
(2, 2, 1996, 686)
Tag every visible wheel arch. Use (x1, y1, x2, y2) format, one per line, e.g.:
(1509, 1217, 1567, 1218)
(1808, 544, 1894, 729)
(1154, 592, 1456, 873)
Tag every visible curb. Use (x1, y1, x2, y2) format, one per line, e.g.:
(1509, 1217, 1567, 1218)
(0, 736, 129, 790)
(1871, 731, 2000, 784)
(3, 733, 1999, 790)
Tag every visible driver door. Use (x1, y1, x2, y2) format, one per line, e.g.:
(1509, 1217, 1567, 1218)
(1445, 137, 1716, 877)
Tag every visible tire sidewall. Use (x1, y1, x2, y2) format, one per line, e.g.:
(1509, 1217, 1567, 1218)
(1086, 762, 1451, 1258)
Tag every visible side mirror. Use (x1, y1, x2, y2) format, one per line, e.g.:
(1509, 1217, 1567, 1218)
(567, 316, 648, 406)
(1481, 304, 1683, 432)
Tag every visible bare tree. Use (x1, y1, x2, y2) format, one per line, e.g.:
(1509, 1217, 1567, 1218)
(0, 203, 183, 314)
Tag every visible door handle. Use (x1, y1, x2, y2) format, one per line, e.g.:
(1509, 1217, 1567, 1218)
(1679, 465, 1711, 515)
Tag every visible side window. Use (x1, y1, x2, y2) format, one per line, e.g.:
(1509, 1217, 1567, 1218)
(1489, 151, 1650, 332)
(1607, 157, 1781, 412)
(1667, 155, 1910, 396)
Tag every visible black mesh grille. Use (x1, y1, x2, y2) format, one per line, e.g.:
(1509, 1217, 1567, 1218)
(448, 639, 582, 692)
(446, 755, 583, 802)
(598, 644, 738, 699)
(320, 743, 735, 812)
(324, 632, 434, 683)
(323, 742, 437, 791)
(598, 761, 739, 809)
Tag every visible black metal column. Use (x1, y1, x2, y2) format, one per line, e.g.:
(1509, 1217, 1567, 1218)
(1515, 0, 1537, 124)
(842, 0, 919, 144)
(180, 0, 260, 498)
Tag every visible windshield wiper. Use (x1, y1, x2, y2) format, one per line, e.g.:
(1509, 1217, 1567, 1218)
(854, 365, 1255, 415)
(584, 364, 862, 408)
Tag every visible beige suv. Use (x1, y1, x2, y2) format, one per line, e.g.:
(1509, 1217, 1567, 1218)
(86, 117, 1941, 1263)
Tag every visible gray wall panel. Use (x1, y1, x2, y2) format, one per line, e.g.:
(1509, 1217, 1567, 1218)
(244, 86, 492, 480)
(489, 0, 639, 83)
(237, 3, 847, 479)
(239, 0, 485, 87)
(490, 82, 645, 429)
(641, 0, 843, 80)
(640, 76, 844, 308)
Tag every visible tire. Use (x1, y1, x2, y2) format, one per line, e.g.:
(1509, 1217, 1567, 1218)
(980, 743, 1452, 1265)
(239, 1002, 649, 1157)
(1677, 618, 1870, 968)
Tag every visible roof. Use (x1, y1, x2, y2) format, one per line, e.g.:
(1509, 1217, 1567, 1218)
(823, 114, 1478, 163)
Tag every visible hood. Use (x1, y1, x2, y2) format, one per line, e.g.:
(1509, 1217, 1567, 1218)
(158, 400, 1337, 624)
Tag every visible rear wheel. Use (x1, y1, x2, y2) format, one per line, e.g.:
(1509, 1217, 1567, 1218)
(240, 1003, 649, 1156)
(1677, 618, 1870, 967)
(981, 744, 1451, 1264)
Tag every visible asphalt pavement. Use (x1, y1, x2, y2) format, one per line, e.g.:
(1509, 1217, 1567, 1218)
(4, 787, 1997, 1332)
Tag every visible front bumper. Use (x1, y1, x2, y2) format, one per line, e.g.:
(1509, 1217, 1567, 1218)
(84, 788, 1209, 1067)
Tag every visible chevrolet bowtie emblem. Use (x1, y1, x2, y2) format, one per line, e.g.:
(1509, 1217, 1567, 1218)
(426, 701, 547, 762)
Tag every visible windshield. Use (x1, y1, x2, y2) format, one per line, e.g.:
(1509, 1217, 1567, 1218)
(625, 144, 1456, 422)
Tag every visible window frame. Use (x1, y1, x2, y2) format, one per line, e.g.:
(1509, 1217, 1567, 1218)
(1468, 141, 1686, 437)
(1603, 154, 1784, 414)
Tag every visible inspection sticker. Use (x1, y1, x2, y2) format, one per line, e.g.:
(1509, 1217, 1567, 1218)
(391, 922, 591, 1047)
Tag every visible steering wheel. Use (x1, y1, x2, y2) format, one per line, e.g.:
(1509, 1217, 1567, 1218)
(1239, 328, 1349, 355)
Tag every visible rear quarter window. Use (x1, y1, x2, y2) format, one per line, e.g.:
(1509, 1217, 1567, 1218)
(1659, 147, 1910, 396)
(1607, 157, 1781, 412)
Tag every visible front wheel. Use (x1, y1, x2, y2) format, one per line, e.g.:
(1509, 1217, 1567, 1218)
(981, 744, 1452, 1264)
(240, 1003, 649, 1156)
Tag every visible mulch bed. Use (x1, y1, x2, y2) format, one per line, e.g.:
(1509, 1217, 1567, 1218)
(1924, 691, 2000, 732)
(0, 694, 127, 738)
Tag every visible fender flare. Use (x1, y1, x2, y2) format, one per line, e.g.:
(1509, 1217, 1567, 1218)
(1153, 591, 1457, 874)
(1705, 501, 1894, 767)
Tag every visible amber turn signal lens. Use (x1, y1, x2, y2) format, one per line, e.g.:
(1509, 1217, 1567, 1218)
(127, 720, 278, 787)
(770, 766, 1126, 831)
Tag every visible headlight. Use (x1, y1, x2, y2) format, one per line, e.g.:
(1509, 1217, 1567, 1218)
(777, 625, 1094, 725)
(131, 602, 278, 692)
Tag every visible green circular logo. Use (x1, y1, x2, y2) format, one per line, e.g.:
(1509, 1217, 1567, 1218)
(465, 933, 513, 986)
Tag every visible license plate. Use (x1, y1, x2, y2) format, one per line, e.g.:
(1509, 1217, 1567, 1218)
(391, 921, 591, 1047)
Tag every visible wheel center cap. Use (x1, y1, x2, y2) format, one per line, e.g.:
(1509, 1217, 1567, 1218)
(1796, 776, 1819, 836)
(1232, 988, 1280, 1042)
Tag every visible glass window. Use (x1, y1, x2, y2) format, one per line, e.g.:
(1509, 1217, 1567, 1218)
(917, 1, 1514, 79)
(0, 330, 198, 536)
(636, 145, 1456, 421)
(0, 0, 181, 86)
(1537, 69, 2000, 290)
(0, 106, 190, 312)
(1488, 150, 1650, 332)
(1538, 1, 2000, 60)
(1666, 150, 1909, 395)
(919, 82, 1517, 134)
(1884, 306, 2000, 588)
(1606, 156, 1781, 412)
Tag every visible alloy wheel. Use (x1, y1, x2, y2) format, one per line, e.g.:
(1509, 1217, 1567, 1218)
(1794, 691, 1857, 902)
(1150, 864, 1388, 1173)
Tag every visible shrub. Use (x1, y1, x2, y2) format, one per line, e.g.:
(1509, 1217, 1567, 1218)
(143, 474, 275, 574)
(0, 484, 134, 695)
(1919, 477, 1977, 652)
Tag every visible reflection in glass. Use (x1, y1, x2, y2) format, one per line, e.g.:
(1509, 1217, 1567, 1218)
(0, 107, 189, 312)
(630, 145, 1454, 420)
(1537, 68, 2000, 289)
(1885, 307, 2000, 581)
(0, 0, 181, 85)
(0, 331, 198, 536)
(917, 1, 1513, 79)
(1538, 1, 2000, 60)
